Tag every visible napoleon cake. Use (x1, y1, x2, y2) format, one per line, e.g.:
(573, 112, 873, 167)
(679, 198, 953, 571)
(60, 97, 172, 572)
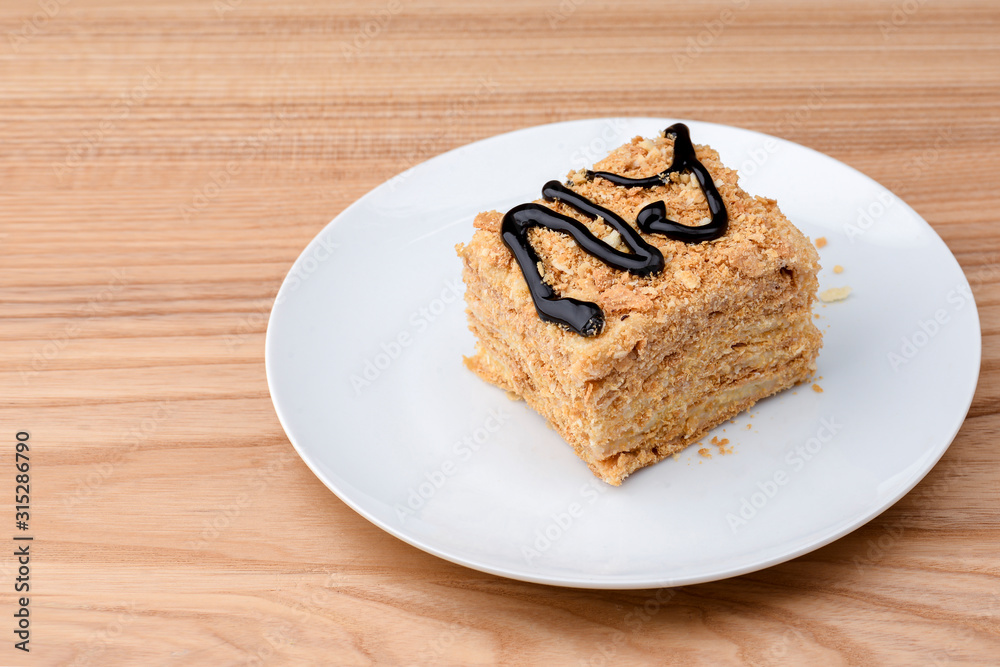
(456, 123, 822, 485)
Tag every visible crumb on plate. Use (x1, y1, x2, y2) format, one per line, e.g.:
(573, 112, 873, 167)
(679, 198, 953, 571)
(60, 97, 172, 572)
(819, 286, 851, 302)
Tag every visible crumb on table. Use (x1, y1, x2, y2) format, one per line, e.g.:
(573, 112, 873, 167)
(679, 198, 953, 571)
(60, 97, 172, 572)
(812, 383, 824, 393)
(815, 237, 827, 248)
(833, 265, 844, 274)
(698, 447, 712, 458)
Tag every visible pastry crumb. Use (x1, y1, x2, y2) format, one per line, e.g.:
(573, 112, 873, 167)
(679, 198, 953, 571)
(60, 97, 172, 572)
(711, 436, 733, 455)
(812, 384, 824, 393)
(833, 265, 844, 274)
(819, 286, 851, 302)
(676, 269, 701, 290)
(698, 448, 712, 458)
(815, 237, 827, 249)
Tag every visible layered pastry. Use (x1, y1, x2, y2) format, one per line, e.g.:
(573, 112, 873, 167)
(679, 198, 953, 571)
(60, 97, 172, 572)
(456, 124, 822, 485)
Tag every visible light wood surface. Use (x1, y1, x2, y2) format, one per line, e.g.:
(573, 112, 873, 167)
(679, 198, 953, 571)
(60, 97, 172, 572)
(2, 0, 999, 664)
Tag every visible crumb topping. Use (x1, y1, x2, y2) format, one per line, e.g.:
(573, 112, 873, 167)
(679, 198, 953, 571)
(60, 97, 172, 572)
(460, 132, 821, 361)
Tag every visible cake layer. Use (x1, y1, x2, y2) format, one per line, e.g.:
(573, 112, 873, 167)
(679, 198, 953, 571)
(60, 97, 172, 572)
(462, 246, 819, 455)
(466, 297, 818, 462)
(467, 309, 817, 485)
(588, 355, 816, 485)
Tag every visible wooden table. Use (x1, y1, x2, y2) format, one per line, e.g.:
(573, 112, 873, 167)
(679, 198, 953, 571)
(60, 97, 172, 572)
(3, 0, 998, 664)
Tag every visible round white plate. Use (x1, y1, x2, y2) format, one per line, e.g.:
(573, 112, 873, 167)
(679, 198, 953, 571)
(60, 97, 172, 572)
(265, 118, 980, 589)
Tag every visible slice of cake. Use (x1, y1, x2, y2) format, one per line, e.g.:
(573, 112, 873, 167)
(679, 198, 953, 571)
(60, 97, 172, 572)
(456, 123, 822, 485)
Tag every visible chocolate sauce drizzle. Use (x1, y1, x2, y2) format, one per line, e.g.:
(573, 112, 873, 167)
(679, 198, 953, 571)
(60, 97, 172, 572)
(501, 123, 729, 337)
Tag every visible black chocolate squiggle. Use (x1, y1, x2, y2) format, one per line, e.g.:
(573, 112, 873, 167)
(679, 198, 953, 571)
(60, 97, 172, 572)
(501, 123, 728, 337)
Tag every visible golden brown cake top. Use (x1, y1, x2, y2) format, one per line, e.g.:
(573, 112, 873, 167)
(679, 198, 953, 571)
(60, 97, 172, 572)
(458, 129, 820, 375)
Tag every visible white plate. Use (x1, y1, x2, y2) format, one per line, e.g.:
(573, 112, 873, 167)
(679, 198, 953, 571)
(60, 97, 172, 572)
(265, 118, 981, 589)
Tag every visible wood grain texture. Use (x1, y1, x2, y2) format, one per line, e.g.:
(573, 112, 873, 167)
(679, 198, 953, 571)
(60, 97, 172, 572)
(2, 0, 999, 664)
